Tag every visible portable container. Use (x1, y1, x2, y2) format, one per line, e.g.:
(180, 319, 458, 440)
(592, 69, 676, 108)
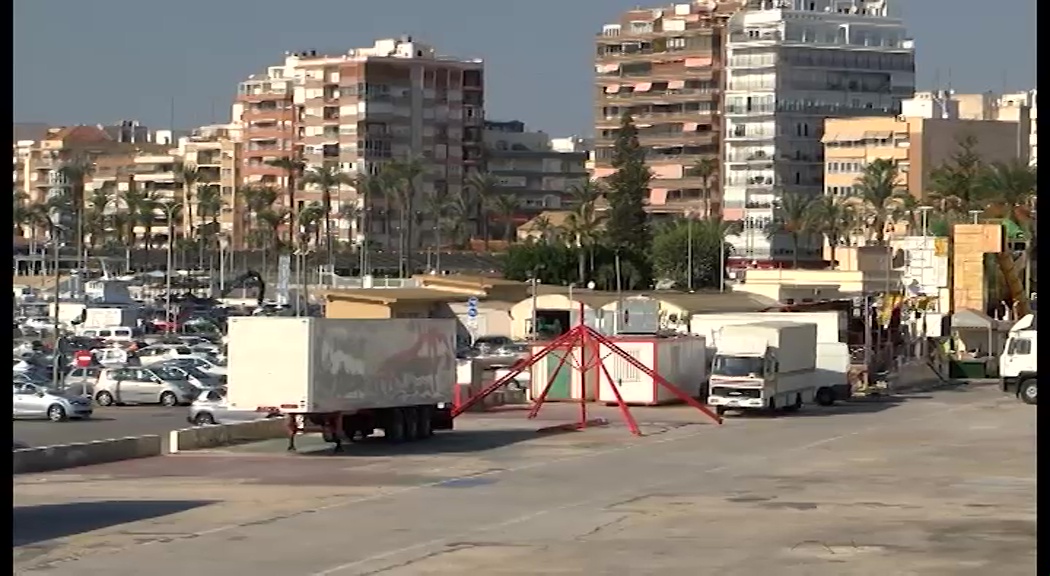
(596, 336, 707, 405)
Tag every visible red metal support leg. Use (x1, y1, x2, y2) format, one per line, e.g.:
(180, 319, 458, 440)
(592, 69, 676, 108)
(578, 325, 589, 429)
(452, 327, 578, 418)
(596, 355, 643, 436)
(589, 328, 723, 425)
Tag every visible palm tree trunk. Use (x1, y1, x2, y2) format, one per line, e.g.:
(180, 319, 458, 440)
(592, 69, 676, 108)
(322, 189, 333, 262)
(791, 233, 800, 268)
(577, 249, 586, 284)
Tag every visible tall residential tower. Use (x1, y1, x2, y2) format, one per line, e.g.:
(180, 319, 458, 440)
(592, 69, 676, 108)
(722, 0, 915, 263)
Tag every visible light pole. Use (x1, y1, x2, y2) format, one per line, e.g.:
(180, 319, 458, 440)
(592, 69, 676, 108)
(46, 217, 63, 391)
(161, 201, 178, 334)
(686, 213, 694, 292)
(969, 209, 981, 224)
(218, 233, 229, 294)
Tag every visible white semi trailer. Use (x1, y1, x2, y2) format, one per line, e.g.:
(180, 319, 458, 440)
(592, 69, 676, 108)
(226, 317, 458, 451)
(707, 321, 818, 416)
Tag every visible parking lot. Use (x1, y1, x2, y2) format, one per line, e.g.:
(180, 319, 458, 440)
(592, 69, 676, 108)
(13, 383, 1035, 575)
(14, 406, 190, 447)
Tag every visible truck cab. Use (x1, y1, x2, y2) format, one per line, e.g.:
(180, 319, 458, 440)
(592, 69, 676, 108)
(999, 314, 1037, 404)
(709, 349, 773, 412)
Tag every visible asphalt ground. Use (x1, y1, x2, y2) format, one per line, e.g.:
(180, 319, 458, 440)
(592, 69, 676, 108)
(13, 382, 1034, 575)
(13, 406, 190, 448)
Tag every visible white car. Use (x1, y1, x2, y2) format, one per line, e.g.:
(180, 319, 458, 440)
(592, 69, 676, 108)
(165, 354, 227, 376)
(22, 317, 53, 332)
(13, 359, 33, 373)
(136, 344, 199, 366)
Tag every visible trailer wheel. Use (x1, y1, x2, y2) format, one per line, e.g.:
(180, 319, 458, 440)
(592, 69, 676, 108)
(385, 408, 407, 443)
(815, 387, 835, 407)
(416, 406, 434, 439)
(403, 407, 420, 441)
(1020, 379, 1037, 405)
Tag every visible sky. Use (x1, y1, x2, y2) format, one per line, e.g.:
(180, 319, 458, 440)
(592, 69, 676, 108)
(13, 0, 1037, 136)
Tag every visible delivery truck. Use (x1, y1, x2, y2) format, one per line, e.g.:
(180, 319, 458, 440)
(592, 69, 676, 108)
(707, 321, 818, 415)
(999, 313, 1037, 405)
(226, 317, 458, 451)
(691, 311, 851, 404)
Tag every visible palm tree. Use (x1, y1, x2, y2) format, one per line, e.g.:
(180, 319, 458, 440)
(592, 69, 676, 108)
(423, 189, 458, 255)
(302, 164, 353, 258)
(179, 164, 201, 242)
(58, 156, 93, 264)
(383, 158, 425, 276)
(297, 202, 326, 248)
(766, 192, 817, 268)
(927, 135, 990, 215)
(465, 172, 499, 249)
(196, 184, 223, 266)
(492, 194, 521, 243)
(853, 158, 906, 244)
(530, 214, 554, 244)
(563, 181, 607, 282)
(13, 190, 33, 239)
(981, 159, 1037, 223)
(266, 155, 306, 247)
(350, 171, 384, 250)
(807, 195, 853, 268)
(690, 157, 719, 218)
(84, 184, 113, 248)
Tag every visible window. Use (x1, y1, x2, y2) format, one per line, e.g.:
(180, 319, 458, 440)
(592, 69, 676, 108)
(1007, 338, 1032, 355)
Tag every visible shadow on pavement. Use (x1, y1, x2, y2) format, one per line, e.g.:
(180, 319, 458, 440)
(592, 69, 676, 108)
(13, 500, 215, 547)
(722, 396, 906, 419)
(297, 428, 546, 458)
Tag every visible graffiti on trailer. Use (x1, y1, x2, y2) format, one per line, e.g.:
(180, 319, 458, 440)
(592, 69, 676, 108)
(316, 320, 455, 408)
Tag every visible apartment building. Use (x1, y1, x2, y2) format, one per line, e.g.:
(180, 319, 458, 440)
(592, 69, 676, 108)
(483, 120, 588, 217)
(177, 124, 242, 245)
(722, 0, 915, 263)
(232, 37, 485, 249)
(823, 116, 1025, 203)
(905, 89, 1035, 166)
(593, 1, 742, 217)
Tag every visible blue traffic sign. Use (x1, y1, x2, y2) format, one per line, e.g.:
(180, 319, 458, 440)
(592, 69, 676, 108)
(467, 296, 479, 307)
(467, 308, 478, 318)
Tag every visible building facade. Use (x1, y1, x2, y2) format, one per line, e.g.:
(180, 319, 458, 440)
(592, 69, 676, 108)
(823, 116, 1027, 202)
(483, 120, 588, 216)
(593, 1, 742, 217)
(722, 0, 915, 262)
(232, 37, 485, 250)
(177, 125, 242, 246)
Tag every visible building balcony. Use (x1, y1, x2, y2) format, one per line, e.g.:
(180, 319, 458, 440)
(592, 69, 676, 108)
(240, 108, 295, 122)
(236, 93, 292, 104)
(245, 128, 291, 141)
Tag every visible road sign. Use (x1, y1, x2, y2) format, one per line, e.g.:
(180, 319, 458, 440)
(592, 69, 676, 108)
(467, 307, 478, 318)
(73, 350, 93, 368)
(467, 296, 479, 306)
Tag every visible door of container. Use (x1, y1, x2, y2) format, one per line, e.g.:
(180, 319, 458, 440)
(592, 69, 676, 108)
(544, 350, 573, 400)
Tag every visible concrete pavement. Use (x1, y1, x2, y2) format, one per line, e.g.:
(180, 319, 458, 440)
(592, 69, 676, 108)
(14, 385, 1035, 575)
(14, 406, 189, 448)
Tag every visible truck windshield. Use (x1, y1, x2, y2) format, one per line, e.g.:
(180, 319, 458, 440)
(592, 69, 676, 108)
(711, 355, 764, 377)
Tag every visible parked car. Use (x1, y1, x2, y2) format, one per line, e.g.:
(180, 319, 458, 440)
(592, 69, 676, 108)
(64, 366, 102, 395)
(13, 382, 93, 422)
(136, 344, 199, 366)
(94, 366, 198, 407)
(153, 362, 224, 390)
(22, 317, 54, 332)
(162, 355, 227, 376)
(188, 388, 278, 426)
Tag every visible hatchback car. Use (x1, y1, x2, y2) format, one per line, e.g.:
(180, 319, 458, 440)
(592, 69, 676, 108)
(154, 362, 224, 390)
(13, 382, 93, 422)
(136, 344, 198, 366)
(188, 388, 278, 426)
(64, 366, 102, 396)
(94, 366, 198, 407)
(162, 355, 227, 376)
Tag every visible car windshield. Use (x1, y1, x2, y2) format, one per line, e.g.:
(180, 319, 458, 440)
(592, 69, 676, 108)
(181, 365, 210, 379)
(711, 355, 765, 378)
(152, 366, 185, 381)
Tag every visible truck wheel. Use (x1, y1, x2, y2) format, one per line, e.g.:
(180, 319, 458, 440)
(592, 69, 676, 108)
(403, 407, 420, 441)
(417, 406, 434, 439)
(783, 394, 803, 413)
(1020, 379, 1037, 405)
(385, 409, 407, 443)
(767, 398, 778, 414)
(815, 388, 835, 407)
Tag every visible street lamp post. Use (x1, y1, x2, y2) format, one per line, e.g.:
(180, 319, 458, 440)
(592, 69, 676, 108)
(969, 210, 982, 225)
(161, 201, 178, 334)
(47, 219, 63, 391)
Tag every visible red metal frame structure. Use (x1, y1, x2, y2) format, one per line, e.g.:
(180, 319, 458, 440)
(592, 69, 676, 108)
(453, 304, 723, 435)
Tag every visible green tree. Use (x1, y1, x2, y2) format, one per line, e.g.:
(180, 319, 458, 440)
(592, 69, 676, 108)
(383, 157, 425, 276)
(501, 242, 579, 285)
(765, 192, 817, 268)
(807, 195, 853, 266)
(652, 217, 735, 289)
(266, 155, 306, 247)
(690, 157, 719, 218)
(58, 156, 93, 262)
(927, 135, 989, 214)
(853, 158, 907, 244)
(302, 164, 353, 257)
(604, 112, 653, 287)
(465, 172, 499, 249)
(981, 159, 1036, 224)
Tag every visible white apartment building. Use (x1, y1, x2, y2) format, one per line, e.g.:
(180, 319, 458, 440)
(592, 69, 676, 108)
(722, 0, 915, 263)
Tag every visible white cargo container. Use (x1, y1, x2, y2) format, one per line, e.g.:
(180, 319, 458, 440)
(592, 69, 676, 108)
(226, 317, 458, 450)
(527, 343, 588, 402)
(83, 307, 138, 329)
(708, 322, 819, 414)
(690, 311, 844, 347)
(596, 336, 707, 405)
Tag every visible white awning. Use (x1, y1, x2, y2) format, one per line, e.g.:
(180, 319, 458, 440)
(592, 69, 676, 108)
(604, 85, 621, 94)
(634, 82, 653, 93)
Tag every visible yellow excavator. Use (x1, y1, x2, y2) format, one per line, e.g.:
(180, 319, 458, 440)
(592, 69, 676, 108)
(995, 219, 1032, 318)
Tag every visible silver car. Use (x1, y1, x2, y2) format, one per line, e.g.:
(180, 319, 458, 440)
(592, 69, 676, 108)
(64, 366, 102, 396)
(188, 388, 279, 426)
(94, 366, 198, 407)
(154, 362, 224, 390)
(13, 382, 94, 422)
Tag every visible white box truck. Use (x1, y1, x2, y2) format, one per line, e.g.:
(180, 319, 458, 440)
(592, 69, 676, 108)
(999, 314, 1037, 404)
(708, 321, 818, 415)
(691, 311, 851, 404)
(226, 317, 458, 451)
